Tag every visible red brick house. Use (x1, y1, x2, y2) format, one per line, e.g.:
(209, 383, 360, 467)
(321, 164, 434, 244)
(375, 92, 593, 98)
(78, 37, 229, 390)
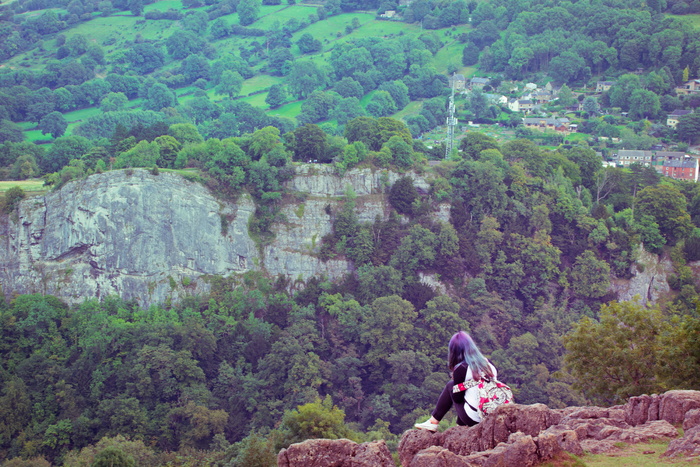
(662, 157, 699, 182)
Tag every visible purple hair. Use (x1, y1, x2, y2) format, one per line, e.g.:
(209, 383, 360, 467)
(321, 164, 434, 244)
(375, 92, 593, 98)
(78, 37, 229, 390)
(448, 331, 493, 380)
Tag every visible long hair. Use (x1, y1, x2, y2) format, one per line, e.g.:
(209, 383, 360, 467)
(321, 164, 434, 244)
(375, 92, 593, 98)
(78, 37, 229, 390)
(448, 331, 493, 380)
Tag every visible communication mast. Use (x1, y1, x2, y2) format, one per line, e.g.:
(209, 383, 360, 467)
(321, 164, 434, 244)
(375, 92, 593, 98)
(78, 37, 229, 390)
(445, 73, 458, 158)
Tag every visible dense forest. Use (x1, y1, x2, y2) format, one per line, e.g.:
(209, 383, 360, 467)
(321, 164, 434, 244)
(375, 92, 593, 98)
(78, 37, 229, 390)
(2, 0, 700, 465)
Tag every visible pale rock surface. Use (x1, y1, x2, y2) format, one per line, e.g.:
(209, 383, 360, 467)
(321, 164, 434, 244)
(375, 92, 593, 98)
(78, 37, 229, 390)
(0, 170, 257, 306)
(611, 245, 672, 304)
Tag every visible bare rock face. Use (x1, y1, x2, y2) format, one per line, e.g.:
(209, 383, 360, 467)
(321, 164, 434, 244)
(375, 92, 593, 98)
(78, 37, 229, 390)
(611, 245, 672, 304)
(0, 166, 451, 307)
(277, 438, 393, 467)
(0, 170, 258, 306)
(625, 394, 661, 426)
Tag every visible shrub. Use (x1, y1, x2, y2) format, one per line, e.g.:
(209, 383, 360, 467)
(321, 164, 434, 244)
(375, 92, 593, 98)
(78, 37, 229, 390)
(2, 186, 26, 213)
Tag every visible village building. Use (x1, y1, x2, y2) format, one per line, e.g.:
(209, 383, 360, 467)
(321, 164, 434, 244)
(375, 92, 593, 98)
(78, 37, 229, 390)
(616, 149, 653, 167)
(667, 109, 693, 128)
(470, 77, 490, 90)
(596, 81, 615, 92)
(662, 156, 699, 182)
(522, 116, 571, 132)
(675, 79, 700, 95)
(448, 73, 467, 90)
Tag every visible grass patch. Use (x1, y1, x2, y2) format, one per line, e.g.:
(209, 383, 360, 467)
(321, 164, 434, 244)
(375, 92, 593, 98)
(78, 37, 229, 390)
(23, 129, 51, 143)
(240, 74, 284, 95)
(580, 439, 700, 466)
(240, 92, 269, 108)
(253, 4, 316, 29)
(393, 100, 422, 120)
(144, 0, 184, 12)
(0, 180, 47, 194)
(292, 12, 376, 44)
(667, 13, 700, 28)
(268, 99, 303, 119)
(432, 39, 467, 74)
(64, 107, 102, 123)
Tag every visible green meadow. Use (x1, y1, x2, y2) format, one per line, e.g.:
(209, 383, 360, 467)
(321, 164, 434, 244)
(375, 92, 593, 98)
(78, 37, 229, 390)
(0, 179, 47, 193)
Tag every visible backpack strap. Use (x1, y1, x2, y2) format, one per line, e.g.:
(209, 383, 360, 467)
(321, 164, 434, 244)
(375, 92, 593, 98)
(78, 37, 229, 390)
(453, 378, 481, 393)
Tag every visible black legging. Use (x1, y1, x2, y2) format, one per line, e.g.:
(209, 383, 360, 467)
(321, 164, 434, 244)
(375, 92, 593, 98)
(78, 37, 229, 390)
(431, 380, 478, 427)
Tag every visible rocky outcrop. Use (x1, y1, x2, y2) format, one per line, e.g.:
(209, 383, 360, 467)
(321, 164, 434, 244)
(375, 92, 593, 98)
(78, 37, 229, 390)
(397, 390, 699, 467)
(0, 167, 441, 306)
(0, 165, 673, 307)
(277, 439, 393, 467)
(0, 170, 258, 306)
(611, 245, 673, 304)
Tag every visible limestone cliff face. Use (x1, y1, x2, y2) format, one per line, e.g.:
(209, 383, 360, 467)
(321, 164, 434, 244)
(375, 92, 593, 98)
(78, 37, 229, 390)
(0, 170, 258, 305)
(0, 166, 436, 306)
(0, 165, 670, 307)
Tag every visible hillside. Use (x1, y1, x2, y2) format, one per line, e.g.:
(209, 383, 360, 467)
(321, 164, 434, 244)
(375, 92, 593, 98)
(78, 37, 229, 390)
(4, 0, 700, 465)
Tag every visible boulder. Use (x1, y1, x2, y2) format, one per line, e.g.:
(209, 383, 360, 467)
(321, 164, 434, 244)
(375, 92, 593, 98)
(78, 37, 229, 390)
(277, 438, 393, 467)
(684, 409, 700, 431)
(395, 391, 700, 467)
(535, 427, 583, 459)
(663, 425, 700, 458)
(409, 446, 473, 467)
(659, 390, 700, 425)
(579, 439, 621, 454)
(481, 433, 539, 467)
(398, 429, 442, 467)
(625, 394, 660, 426)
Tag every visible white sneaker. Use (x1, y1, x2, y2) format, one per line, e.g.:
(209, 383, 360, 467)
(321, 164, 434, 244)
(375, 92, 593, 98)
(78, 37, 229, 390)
(414, 419, 439, 432)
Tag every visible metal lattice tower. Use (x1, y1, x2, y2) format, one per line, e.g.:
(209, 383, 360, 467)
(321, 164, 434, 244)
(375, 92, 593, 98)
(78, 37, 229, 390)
(445, 74, 458, 158)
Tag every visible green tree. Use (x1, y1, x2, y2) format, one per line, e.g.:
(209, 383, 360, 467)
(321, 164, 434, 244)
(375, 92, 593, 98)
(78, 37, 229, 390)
(628, 89, 660, 119)
(100, 92, 128, 112)
(388, 176, 418, 215)
(330, 97, 365, 125)
(677, 112, 700, 144)
(563, 300, 665, 404)
(462, 42, 480, 66)
(569, 250, 611, 299)
(636, 184, 693, 243)
(557, 84, 576, 107)
(291, 124, 328, 162)
(216, 70, 244, 99)
(366, 91, 397, 117)
(274, 396, 354, 450)
(297, 33, 322, 54)
(361, 295, 417, 366)
(238, 0, 261, 26)
(92, 447, 136, 467)
(288, 60, 326, 99)
(38, 111, 67, 138)
(265, 84, 287, 108)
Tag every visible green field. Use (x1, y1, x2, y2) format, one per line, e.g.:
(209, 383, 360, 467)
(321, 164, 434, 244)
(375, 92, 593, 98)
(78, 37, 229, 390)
(241, 74, 285, 95)
(668, 13, 700, 28)
(269, 100, 303, 119)
(253, 4, 316, 29)
(2, 3, 471, 146)
(0, 179, 47, 193)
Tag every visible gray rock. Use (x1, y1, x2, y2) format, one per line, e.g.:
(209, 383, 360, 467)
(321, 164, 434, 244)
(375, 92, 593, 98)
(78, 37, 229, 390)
(0, 170, 257, 306)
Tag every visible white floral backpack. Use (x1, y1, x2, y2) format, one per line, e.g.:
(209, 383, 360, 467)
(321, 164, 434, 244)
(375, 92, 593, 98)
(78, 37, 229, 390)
(452, 376, 514, 419)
